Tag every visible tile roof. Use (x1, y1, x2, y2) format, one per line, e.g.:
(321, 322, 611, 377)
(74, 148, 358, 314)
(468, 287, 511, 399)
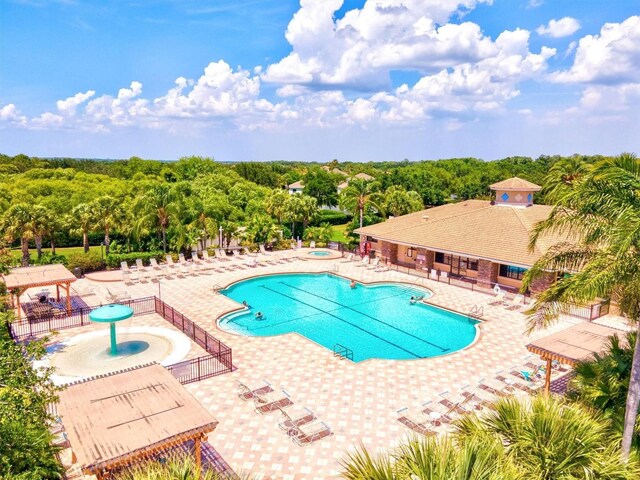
(354, 172, 375, 181)
(288, 181, 304, 189)
(490, 176, 541, 191)
(2, 264, 77, 290)
(355, 200, 571, 267)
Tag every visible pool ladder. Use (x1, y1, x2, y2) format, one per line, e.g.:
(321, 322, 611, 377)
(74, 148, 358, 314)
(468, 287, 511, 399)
(333, 343, 354, 361)
(468, 304, 484, 320)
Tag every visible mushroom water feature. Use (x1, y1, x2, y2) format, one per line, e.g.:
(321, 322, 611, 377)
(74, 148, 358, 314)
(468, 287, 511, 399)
(89, 304, 134, 355)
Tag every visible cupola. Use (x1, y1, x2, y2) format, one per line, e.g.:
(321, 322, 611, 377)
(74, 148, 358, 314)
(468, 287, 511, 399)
(489, 177, 541, 207)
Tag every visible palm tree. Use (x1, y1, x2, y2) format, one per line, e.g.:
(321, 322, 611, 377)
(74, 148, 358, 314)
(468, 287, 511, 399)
(523, 153, 640, 459)
(339, 179, 382, 228)
(569, 332, 640, 450)
(31, 205, 50, 260)
(116, 456, 231, 480)
(454, 395, 638, 479)
(134, 184, 181, 253)
(382, 186, 424, 218)
(542, 155, 592, 203)
(264, 190, 289, 225)
(70, 203, 96, 254)
(91, 196, 124, 256)
(0, 203, 38, 266)
(303, 223, 333, 245)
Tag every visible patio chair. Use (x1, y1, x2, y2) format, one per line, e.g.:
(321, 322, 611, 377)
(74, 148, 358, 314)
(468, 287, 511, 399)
(243, 246, 254, 256)
(487, 290, 506, 306)
(106, 287, 131, 303)
(277, 406, 316, 430)
(165, 255, 180, 272)
(201, 250, 218, 265)
(375, 262, 390, 272)
(253, 389, 293, 414)
(340, 253, 354, 263)
(237, 380, 273, 400)
(149, 257, 168, 277)
(441, 271, 448, 280)
(367, 258, 380, 269)
(310, 241, 316, 249)
(287, 421, 333, 446)
(216, 248, 232, 261)
(259, 244, 271, 255)
(135, 258, 150, 280)
(121, 261, 139, 283)
(355, 256, 370, 267)
(505, 293, 526, 310)
(429, 270, 438, 281)
(232, 249, 242, 258)
(397, 407, 438, 435)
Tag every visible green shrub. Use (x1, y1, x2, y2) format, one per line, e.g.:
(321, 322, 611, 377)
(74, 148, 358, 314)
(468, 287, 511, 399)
(66, 252, 105, 273)
(312, 209, 352, 226)
(106, 251, 164, 269)
(33, 253, 67, 266)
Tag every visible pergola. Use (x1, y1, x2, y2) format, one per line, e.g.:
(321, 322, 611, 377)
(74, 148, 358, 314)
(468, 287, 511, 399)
(1, 264, 77, 319)
(56, 363, 218, 479)
(526, 322, 627, 393)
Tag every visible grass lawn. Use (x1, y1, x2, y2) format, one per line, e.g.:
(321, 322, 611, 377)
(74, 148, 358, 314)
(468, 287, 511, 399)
(11, 246, 99, 261)
(330, 224, 350, 243)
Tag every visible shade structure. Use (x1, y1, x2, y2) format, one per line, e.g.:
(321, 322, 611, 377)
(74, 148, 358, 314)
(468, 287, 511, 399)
(526, 322, 627, 393)
(89, 304, 134, 323)
(1, 264, 77, 318)
(89, 304, 134, 355)
(56, 363, 218, 478)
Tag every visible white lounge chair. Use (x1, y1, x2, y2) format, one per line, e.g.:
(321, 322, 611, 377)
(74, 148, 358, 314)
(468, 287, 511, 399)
(505, 293, 526, 310)
(288, 421, 333, 446)
(488, 290, 506, 306)
(243, 247, 253, 256)
(341, 253, 354, 263)
(367, 258, 380, 269)
(165, 254, 181, 273)
(232, 249, 242, 258)
(259, 244, 271, 255)
(201, 250, 216, 263)
(310, 241, 316, 249)
(429, 270, 438, 281)
(355, 256, 370, 267)
(135, 258, 151, 280)
(216, 248, 231, 261)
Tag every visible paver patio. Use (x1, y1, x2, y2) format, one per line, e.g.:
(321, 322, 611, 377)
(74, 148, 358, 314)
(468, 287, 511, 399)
(40, 251, 630, 479)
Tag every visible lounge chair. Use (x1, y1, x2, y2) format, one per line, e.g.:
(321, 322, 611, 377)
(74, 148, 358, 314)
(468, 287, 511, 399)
(149, 257, 165, 276)
(216, 248, 231, 261)
(121, 261, 139, 283)
(135, 258, 150, 280)
(253, 389, 293, 414)
(232, 249, 242, 258)
(505, 293, 526, 310)
(243, 247, 253, 256)
(201, 250, 216, 263)
(397, 407, 437, 435)
(178, 253, 195, 274)
(165, 255, 180, 273)
(237, 380, 273, 400)
(429, 270, 438, 281)
(341, 253, 354, 263)
(309, 241, 316, 249)
(287, 421, 333, 446)
(277, 406, 316, 430)
(355, 256, 370, 267)
(367, 258, 380, 269)
(259, 244, 271, 255)
(487, 290, 506, 306)
(106, 287, 131, 303)
(440, 271, 448, 280)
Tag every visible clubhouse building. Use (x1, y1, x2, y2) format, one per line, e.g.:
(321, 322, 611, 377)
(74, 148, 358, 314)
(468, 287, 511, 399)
(355, 177, 565, 293)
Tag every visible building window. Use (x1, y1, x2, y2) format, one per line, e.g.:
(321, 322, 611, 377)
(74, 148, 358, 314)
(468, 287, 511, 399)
(366, 236, 376, 242)
(406, 247, 413, 258)
(433, 252, 478, 274)
(499, 264, 527, 280)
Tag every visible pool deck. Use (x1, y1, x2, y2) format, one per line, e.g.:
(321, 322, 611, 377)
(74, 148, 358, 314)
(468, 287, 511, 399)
(44, 251, 631, 479)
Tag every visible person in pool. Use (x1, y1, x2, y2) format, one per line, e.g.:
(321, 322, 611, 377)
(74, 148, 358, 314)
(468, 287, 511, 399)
(350, 280, 356, 289)
(255, 311, 264, 319)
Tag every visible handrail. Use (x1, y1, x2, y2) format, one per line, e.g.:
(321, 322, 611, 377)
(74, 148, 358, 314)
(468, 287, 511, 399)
(333, 343, 354, 361)
(469, 304, 484, 320)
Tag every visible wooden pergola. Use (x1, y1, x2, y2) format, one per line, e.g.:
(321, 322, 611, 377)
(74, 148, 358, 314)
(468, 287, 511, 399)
(1, 264, 77, 319)
(526, 322, 627, 393)
(56, 363, 218, 479)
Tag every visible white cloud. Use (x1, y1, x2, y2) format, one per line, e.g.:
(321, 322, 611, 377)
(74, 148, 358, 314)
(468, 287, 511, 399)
(262, 0, 498, 90)
(536, 17, 581, 38)
(56, 90, 95, 115)
(552, 16, 640, 84)
(527, 0, 543, 8)
(0, 103, 27, 126)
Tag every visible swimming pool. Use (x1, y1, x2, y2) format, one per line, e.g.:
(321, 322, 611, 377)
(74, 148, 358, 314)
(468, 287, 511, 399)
(218, 273, 479, 362)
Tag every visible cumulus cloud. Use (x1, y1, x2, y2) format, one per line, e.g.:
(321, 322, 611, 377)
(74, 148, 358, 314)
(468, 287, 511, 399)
(56, 90, 95, 115)
(536, 17, 581, 38)
(552, 16, 640, 84)
(0, 103, 27, 126)
(262, 0, 498, 90)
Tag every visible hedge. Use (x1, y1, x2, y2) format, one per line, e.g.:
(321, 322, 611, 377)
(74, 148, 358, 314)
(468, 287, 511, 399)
(67, 252, 105, 273)
(313, 209, 352, 226)
(106, 251, 164, 269)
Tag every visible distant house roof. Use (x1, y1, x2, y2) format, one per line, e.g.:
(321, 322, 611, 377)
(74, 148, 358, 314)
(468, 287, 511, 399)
(332, 168, 349, 177)
(354, 200, 572, 267)
(56, 363, 218, 476)
(490, 177, 541, 191)
(288, 180, 304, 189)
(338, 181, 349, 190)
(354, 172, 375, 181)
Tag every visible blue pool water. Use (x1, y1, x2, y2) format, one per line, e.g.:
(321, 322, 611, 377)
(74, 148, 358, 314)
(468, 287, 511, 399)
(308, 251, 331, 256)
(218, 273, 479, 362)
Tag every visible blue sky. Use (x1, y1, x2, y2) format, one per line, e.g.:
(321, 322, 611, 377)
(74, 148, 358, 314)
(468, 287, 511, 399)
(1, 0, 639, 162)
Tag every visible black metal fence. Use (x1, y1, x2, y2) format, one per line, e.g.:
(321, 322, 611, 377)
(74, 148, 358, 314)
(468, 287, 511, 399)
(9, 296, 233, 384)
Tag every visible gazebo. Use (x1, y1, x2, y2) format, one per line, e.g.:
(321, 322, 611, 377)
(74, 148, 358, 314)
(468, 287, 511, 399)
(526, 322, 627, 393)
(1, 264, 77, 319)
(56, 363, 219, 479)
